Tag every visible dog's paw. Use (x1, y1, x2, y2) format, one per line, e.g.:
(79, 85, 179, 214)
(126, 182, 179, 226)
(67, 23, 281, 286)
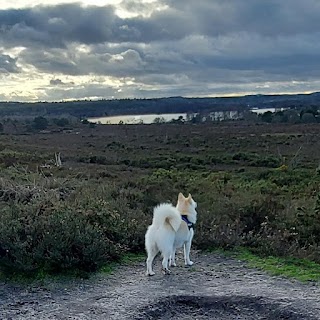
(146, 271, 155, 276)
(170, 262, 177, 267)
(162, 268, 171, 275)
(185, 261, 194, 266)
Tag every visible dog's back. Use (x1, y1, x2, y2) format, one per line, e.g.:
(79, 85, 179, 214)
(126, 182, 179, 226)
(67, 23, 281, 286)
(152, 203, 181, 231)
(145, 204, 181, 253)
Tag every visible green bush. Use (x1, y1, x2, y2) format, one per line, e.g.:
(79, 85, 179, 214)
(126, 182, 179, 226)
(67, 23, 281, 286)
(53, 118, 70, 127)
(0, 201, 122, 276)
(231, 152, 280, 168)
(0, 173, 154, 277)
(32, 116, 49, 131)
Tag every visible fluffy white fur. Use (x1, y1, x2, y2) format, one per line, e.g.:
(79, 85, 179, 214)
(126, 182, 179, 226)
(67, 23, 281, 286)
(145, 193, 197, 276)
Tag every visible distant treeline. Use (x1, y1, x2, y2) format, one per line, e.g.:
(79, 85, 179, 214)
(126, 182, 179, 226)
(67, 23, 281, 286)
(1, 92, 320, 118)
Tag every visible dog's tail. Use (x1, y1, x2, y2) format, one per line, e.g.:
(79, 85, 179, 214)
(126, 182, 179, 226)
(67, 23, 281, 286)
(152, 203, 181, 232)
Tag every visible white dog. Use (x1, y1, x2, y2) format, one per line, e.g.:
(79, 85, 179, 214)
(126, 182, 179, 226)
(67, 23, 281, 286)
(145, 192, 197, 276)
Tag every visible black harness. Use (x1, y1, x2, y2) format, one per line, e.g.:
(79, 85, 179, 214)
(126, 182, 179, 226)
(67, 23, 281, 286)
(181, 215, 195, 230)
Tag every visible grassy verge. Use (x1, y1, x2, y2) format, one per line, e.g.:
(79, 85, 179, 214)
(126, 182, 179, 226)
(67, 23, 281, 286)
(100, 252, 145, 274)
(0, 252, 145, 285)
(227, 248, 320, 282)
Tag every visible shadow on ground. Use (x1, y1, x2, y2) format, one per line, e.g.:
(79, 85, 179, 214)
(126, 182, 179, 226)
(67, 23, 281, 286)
(136, 295, 312, 320)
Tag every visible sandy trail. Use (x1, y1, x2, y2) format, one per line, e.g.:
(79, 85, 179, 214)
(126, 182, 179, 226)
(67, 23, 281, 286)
(0, 251, 319, 319)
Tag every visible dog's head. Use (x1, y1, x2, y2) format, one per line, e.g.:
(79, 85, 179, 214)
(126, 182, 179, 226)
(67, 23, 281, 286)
(176, 192, 197, 224)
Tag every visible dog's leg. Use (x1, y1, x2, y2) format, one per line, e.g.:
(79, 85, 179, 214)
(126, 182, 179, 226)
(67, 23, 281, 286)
(161, 251, 171, 275)
(146, 246, 158, 276)
(184, 241, 193, 266)
(170, 249, 177, 267)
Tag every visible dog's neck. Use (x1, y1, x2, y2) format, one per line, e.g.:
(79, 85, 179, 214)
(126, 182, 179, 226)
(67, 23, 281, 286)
(181, 215, 195, 230)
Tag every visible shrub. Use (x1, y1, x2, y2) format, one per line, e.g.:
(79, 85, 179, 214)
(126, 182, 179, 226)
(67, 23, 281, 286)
(53, 118, 70, 127)
(232, 152, 280, 168)
(0, 200, 122, 276)
(32, 116, 49, 131)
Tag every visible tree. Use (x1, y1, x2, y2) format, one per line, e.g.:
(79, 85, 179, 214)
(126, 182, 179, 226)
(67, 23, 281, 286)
(260, 111, 273, 123)
(53, 118, 70, 127)
(284, 110, 300, 124)
(32, 116, 48, 130)
(301, 112, 317, 123)
(153, 117, 165, 124)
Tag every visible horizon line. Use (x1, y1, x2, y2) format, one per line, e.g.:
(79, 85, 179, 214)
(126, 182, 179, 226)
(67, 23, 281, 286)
(0, 90, 318, 104)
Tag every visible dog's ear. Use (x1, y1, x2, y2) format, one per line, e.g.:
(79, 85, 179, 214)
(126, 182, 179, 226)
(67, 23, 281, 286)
(187, 193, 192, 203)
(178, 192, 185, 202)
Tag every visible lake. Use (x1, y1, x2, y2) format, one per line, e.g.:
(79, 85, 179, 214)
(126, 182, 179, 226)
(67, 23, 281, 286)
(88, 113, 187, 124)
(250, 107, 287, 114)
(88, 108, 284, 124)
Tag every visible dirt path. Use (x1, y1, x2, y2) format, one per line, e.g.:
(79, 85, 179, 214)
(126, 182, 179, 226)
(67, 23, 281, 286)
(0, 251, 320, 319)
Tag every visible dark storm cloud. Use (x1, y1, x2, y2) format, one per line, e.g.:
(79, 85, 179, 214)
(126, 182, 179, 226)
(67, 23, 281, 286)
(1, 1, 320, 47)
(0, 4, 120, 48)
(123, 0, 320, 42)
(0, 4, 187, 49)
(50, 78, 74, 86)
(1, 0, 320, 100)
(0, 0, 318, 47)
(20, 46, 145, 76)
(50, 78, 65, 85)
(0, 2, 190, 48)
(18, 29, 320, 85)
(162, 0, 320, 37)
(0, 53, 20, 73)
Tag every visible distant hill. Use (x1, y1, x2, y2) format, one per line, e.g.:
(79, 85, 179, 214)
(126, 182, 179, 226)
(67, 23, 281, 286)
(1, 92, 320, 118)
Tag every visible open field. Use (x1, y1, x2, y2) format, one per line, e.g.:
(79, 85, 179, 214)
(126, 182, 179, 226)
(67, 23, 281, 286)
(2, 121, 320, 175)
(1, 121, 320, 277)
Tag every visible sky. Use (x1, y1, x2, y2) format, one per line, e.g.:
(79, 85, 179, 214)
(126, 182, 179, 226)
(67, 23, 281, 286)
(1, 0, 320, 102)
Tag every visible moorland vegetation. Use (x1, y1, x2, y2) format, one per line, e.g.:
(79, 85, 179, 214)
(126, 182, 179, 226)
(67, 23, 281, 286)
(0, 109, 320, 278)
